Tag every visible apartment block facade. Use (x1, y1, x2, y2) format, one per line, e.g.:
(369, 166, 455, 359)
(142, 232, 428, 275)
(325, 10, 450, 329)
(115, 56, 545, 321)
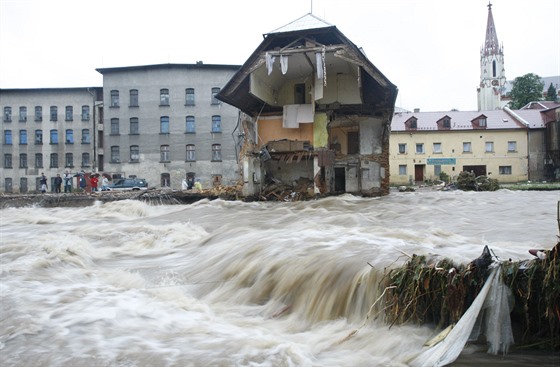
(389, 109, 541, 185)
(0, 88, 102, 193)
(96, 63, 241, 189)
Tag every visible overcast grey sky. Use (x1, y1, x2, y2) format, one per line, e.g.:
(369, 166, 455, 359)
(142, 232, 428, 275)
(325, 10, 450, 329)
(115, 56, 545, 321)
(1, 0, 559, 112)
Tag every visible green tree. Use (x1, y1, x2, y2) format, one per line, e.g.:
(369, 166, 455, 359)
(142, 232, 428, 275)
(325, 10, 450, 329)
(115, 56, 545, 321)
(546, 83, 558, 102)
(508, 73, 545, 109)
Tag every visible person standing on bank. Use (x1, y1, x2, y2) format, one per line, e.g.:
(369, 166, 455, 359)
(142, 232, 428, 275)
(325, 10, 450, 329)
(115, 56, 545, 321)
(54, 174, 62, 193)
(90, 174, 99, 192)
(63, 170, 72, 193)
(39, 173, 48, 193)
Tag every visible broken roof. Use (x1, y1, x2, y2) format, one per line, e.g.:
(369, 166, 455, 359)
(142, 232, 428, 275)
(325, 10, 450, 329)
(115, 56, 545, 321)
(217, 14, 397, 117)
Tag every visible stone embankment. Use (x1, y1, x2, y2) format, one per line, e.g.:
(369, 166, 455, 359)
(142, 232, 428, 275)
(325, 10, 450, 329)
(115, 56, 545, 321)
(0, 189, 237, 209)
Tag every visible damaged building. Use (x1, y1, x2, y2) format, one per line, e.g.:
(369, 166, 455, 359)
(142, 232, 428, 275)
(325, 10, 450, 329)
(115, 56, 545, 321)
(217, 14, 398, 199)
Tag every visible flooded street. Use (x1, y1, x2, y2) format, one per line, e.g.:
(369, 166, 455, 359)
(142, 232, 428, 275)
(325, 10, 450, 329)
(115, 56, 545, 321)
(1, 189, 559, 366)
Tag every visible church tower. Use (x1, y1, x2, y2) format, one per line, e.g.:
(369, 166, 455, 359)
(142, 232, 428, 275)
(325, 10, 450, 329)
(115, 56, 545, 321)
(477, 2, 507, 110)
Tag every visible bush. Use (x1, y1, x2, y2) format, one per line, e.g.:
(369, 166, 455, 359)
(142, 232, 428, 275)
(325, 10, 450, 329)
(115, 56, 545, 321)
(439, 171, 450, 183)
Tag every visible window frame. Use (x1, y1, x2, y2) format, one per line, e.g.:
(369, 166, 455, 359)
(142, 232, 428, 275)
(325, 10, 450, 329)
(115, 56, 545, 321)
(186, 144, 196, 162)
(499, 166, 512, 175)
(81, 105, 90, 121)
(19, 153, 28, 168)
(50, 129, 58, 144)
(4, 130, 12, 145)
(19, 106, 27, 122)
(65, 152, 74, 168)
(65, 106, 73, 121)
(485, 141, 494, 153)
(19, 129, 27, 145)
(4, 153, 12, 168)
(211, 115, 222, 133)
(211, 87, 221, 105)
(50, 106, 58, 121)
(462, 142, 472, 153)
(160, 88, 170, 106)
(160, 116, 170, 134)
(110, 118, 120, 135)
(65, 129, 74, 144)
(35, 129, 43, 144)
(129, 89, 139, 107)
(35, 153, 43, 168)
(130, 117, 139, 135)
(185, 88, 195, 106)
(110, 146, 120, 163)
(398, 143, 407, 154)
(110, 90, 119, 107)
(507, 141, 517, 153)
(432, 142, 442, 154)
(4, 106, 12, 122)
(185, 116, 195, 133)
(399, 164, 407, 175)
(211, 144, 222, 162)
(160, 145, 170, 162)
(50, 153, 59, 168)
(415, 143, 424, 154)
(130, 145, 140, 162)
(35, 106, 43, 122)
(81, 129, 90, 144)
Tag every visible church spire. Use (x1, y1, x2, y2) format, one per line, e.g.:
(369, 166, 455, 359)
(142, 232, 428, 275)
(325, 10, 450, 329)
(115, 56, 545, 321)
(482, 2, 502, 57)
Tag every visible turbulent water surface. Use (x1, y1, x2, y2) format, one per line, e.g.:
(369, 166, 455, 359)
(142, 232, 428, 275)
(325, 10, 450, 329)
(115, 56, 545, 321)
(1, 189, 559, 367)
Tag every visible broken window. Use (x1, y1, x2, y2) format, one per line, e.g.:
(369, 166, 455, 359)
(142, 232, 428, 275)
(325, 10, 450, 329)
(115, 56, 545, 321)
(347, 131, 359, 155)
(294, 83, 306, 104)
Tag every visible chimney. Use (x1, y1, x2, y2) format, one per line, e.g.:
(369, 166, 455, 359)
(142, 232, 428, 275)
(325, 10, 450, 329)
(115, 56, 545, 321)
(414, 108, 420, 113)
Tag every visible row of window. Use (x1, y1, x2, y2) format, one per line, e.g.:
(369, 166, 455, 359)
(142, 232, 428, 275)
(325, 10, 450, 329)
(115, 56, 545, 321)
(4, 129, 90, 145)
(398, 141, 518, 154)
(110, 87, 221, 108)
(3, 106, 90, 123)
(109, 144, 222, 163)
(109, 115, 221, 135)
(4, 153, 90, 169)
(397, 165, 513, 176)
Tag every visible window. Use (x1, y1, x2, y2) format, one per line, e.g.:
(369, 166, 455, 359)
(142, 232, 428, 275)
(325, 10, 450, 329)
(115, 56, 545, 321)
(443, 118, 450, 128)
(211, 87, 221, 105)
(4, 154, 12, 168)
(499, 166, 512, 175)
(399, 165, 407, 175)
(463, 142, 471, 153)
(508, 141, 517, 152)
(5, 178, 12, 193)
(160, 89, 170, 106)
(186, 144, 196, 161)
(130, 89, 139, 107)
(50, 153, 58, 168)
(35, 106, 42, 122)
(433, 142, 442, 154)
(485, 142, 494, 153)
(410, 120, 417, 129)
(110, 118, 120, 135)
(82, 153, 90, 167)
(398, 143, 407, 154)
(19, 153, 27, 168)
(130, 145, 140, 162)
(110, 90, 119, 107)
(19, 107, 27, 122)
(434, 165, 442, 177)
(211, 115, 222, 133)
(19, 130, 27, 145)
(185, 116, 195, 133)
(3, 106, 12, 122)
(50, 129, 58, 144)
(4, 130, 12, 145)
(160, 145, 170, 162)
(35, 129, 43, 144)
(160, 116, 169, 134)
(479, 118, 487, 127)
(110, 146, 120, 163)
(65, 153, 73, 168)
(81, 105, 90, 121)
(211, 144, 222, 161)
(65, 129, 74, 144)
(161, 173, 171, 188)
(81, 129, 90, 143)
(415, 143, 424, 154)
(130, 118, 139, 134)
(50, 106, 58, 121)
(35, 153, 43, 168)
(65, 106, 73, 121)
(185, 88, 195, 106)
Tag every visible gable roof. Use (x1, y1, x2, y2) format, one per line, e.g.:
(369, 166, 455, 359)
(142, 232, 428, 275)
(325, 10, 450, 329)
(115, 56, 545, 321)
(391, 109, 544, 132)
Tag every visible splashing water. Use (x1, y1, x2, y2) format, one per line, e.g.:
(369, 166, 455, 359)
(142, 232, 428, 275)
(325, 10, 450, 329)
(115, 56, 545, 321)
(1, 190, 558, 366)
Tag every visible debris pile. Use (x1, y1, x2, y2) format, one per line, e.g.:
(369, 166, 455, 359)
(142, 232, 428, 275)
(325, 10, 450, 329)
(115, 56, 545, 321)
(383, 243, 560, 350)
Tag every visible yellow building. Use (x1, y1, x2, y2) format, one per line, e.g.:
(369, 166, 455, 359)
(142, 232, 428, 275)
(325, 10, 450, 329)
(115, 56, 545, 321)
(389, 109, 545, 185)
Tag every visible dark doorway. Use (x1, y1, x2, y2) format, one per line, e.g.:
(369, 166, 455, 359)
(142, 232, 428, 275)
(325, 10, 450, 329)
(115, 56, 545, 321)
(414, 164, 424, 182)
(463, 165, 487, 177)
(334, 167, 346, 192)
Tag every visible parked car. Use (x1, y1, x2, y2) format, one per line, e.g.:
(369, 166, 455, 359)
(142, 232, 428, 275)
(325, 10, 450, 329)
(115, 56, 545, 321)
(106, 178, 148, 191)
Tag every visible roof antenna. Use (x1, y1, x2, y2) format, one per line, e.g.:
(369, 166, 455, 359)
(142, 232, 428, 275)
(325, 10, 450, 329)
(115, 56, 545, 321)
(310, 0, 313, 14)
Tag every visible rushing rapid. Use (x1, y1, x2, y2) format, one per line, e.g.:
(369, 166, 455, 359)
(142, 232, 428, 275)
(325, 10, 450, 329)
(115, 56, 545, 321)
(0, 189, 558, 366)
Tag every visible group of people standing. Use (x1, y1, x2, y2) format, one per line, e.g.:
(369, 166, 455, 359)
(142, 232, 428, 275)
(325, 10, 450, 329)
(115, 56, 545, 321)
(38, 171, 110, 194)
